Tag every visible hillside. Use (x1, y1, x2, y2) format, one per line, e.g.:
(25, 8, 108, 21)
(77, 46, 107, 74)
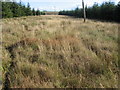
(2, 15, 119, 88)
(45, 12, 58, 15)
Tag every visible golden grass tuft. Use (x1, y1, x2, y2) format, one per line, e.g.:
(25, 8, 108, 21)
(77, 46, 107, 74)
(2, 15, 119, 88)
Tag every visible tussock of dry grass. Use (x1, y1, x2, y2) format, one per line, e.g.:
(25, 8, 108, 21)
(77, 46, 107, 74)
(2, 15, 119, 88)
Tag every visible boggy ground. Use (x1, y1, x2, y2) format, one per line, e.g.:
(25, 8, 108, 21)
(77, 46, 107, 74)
(2, 15, 119, 88)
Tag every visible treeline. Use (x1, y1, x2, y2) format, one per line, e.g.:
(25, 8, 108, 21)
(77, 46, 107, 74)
(1, 0, 45, 18)
(59, 1, 120, 22)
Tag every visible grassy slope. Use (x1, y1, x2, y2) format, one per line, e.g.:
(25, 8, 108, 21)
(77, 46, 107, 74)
(2, 15, 119, 88)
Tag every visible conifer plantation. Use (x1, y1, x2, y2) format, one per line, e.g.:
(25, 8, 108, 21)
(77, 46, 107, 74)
(1, 1, 45, 18)
(59, 1, 120, 22)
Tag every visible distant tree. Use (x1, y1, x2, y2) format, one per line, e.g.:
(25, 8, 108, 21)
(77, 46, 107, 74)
(36, 9, 40, 15)
(40, 11, 45, 15)
(100, 2, 115, 20)
(75, 7, 80, 17)
(2, 0, 43, 18)
(0, 1, 2, 18)
(32, 8, 36, 16)
(59, 1, 119, 22)
(25, 2, 32, 16)
(2, 2, 13, 18)
(18, 0, 26, 16)
(10, 2, 21, 17)
(115, 1, 120, 22)
(91, 3, 100, 19)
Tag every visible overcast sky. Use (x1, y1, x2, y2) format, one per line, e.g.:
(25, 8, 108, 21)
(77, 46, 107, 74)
(16, 0, 119, 11)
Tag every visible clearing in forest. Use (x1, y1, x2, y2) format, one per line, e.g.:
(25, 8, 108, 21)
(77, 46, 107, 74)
(2, 15, 119, 88)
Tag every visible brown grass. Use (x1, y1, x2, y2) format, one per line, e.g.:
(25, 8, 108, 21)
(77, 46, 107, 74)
(2, 15, 119, 88)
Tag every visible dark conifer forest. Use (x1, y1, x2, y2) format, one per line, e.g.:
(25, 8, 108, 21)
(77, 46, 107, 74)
(59, 1, 120, 22)
(1, 1, 120, 22)
(1, 1, 45, 18)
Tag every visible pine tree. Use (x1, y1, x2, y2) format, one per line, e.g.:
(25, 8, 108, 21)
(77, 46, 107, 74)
(32, 8, 36, 16)
(36, 9, 40, 15)
(116, 1, 120, 22)
(2, 2, 13, 18)
(11, 2, 21, 17)
(59, 1, 119, 22)
(25, 2, 32, 16)
(0, 1, 2, 18)
(18, 0, 26, 16)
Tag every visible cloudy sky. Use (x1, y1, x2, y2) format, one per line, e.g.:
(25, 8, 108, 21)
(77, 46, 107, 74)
(17, 0, 119, 11)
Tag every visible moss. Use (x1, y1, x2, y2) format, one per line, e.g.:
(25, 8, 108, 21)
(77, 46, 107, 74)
(21, 65, 32, 76)
(61, 77, 79, 88)
(30, 44, 39, 51)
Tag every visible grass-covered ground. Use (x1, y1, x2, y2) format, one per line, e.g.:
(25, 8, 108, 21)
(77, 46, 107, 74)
(2, 15, 119, 88)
